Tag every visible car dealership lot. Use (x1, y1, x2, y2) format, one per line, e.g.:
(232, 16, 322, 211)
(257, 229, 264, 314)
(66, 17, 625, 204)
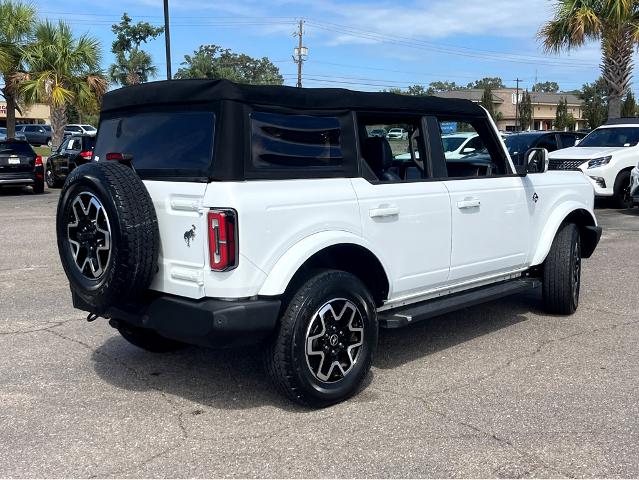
(0, 188, 637, 478)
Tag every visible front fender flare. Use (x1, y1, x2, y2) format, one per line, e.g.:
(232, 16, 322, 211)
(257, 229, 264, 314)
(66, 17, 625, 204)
(530, 202, 597, 266)
(258, 231, 393, 297)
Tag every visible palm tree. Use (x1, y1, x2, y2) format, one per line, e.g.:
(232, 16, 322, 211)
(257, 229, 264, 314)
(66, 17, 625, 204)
(0, 1, 35, 138)
(16, 21, 107, 147)
(539, 0, 639, 119)
(108, 49, 157, 86)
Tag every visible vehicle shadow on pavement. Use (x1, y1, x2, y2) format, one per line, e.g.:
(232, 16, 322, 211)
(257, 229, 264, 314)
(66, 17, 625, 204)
(0, 186, 52, 196)
(90, 291, 541, 411)
(375, 291, 539, 371)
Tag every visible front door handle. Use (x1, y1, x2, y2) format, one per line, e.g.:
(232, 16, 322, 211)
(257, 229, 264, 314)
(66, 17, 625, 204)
(369, 205, 400, 218)
(457, 198, 481, 209)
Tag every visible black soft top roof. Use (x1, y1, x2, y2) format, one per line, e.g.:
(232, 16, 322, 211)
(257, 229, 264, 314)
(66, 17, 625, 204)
(101, 79, 485, 116)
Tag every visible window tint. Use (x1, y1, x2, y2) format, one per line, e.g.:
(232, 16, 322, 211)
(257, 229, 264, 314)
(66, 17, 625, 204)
(94, 111, 215, 176)
(66, 138, 79, 151)
(25, 126, 37, 132)
(536, 134, 558, 151)
(250, 111, 342, 169)
(435, 118, 508, 178)
(0, 142, 35, 155)
(357, 115, 426, 182)
(82, 136, 96, 151)
(559, 133, 578, 148)
(579, 127, 639, 147)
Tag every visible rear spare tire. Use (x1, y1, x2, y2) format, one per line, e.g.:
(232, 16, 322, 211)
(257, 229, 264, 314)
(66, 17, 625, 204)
(56, 161, 159, 312)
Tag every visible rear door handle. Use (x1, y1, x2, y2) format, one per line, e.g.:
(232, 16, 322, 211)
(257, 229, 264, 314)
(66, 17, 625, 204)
(457, 198, 481, 209)
(369, 205, 400, 218)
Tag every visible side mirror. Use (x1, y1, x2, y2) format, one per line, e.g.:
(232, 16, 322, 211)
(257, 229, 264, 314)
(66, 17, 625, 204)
(525, 147, 549, 173)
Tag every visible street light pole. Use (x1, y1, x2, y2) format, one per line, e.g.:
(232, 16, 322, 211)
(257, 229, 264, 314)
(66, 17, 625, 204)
(163, 0, 172, 80)
(515, 78, 521, 132)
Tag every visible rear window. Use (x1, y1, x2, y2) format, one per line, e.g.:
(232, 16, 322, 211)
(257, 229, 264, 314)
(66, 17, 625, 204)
(94, 111, 215, 178)
(0, 142, 35, 155)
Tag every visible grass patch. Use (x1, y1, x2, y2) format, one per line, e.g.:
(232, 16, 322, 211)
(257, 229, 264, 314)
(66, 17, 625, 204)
(33, 146, 52, 157)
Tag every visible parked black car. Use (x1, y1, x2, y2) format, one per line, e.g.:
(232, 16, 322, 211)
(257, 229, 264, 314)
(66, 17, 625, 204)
(45, 134, 96, 188)
(504, 131, 586, 166)
(0, 140, 44, 193)
(15, 124, 52, 147)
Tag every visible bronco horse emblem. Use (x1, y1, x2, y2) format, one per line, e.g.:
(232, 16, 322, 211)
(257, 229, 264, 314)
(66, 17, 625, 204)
(184, 225, 196, 247)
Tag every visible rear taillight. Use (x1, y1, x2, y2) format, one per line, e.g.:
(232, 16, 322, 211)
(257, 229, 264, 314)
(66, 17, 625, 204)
(106, 152, 123, 161)
(208, 209, 238, 271)
(79, 150, 92, 160)
(34, 155, 43, 166)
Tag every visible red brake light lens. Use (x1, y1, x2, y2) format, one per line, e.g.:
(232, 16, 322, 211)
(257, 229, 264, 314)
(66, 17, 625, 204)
(105, 152, 123, 161)
(208, 209, 237, 271)
(34, 155, 43, 166)
(79, 150, 92, 160)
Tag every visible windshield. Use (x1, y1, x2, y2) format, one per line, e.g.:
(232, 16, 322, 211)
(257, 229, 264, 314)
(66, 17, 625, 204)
(579, 127, 639, 147)
(442, 136, 467, 152)
(504, 134, 537, 155)
(0, 128, 6, 134)
(81, 125, 97, 132)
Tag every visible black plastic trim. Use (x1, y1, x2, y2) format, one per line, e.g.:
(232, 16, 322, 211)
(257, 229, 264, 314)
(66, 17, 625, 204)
(73, 291, 281, 348)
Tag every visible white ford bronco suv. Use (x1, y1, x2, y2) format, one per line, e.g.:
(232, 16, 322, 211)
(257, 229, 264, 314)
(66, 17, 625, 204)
(548, 118, 639, 209)
(56, 80, 601, 407)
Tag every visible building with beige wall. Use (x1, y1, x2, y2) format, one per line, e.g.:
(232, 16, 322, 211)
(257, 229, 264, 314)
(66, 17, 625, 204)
(0, 102, 51, 126)
(435, 89, 584, 131)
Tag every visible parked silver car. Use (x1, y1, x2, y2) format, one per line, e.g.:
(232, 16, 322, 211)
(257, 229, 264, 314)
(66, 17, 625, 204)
(0, 128, 27, 141)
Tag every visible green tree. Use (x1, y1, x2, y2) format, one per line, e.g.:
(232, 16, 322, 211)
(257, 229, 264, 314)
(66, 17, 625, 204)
(17, 21, 108, 147)
(174, 45, 284, 85)
(468, 77, 505, 89)
(539, 0, 639, 119)
(426, 80, 464, 94)
(580, 78, 608, 129)
(532, 81, 560, 93)
(406, 84, 427, 96)
(519, 89, 533, 130)
(109, 13, 164, 86)
(621, 91, 637, 117)
(0, 1, 35, 138)
(481, 86, 502, 123)
(555, 97, 576, 131)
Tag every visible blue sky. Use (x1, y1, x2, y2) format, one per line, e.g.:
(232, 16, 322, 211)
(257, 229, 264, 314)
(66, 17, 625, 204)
(34, 0, 606, 92)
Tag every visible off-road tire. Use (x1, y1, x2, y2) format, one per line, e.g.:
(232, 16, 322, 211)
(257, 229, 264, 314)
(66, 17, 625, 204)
(116, 322, 186, 353)
(543, 223, 581, 315)
(56, 161, 159, 312)
(264, 270, 378, 408)
(613, 170, 633, 209)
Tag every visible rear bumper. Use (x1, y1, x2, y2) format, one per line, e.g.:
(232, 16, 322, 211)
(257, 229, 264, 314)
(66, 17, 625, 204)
(0, 171, 37, 186)
(73, 291, 281, 348)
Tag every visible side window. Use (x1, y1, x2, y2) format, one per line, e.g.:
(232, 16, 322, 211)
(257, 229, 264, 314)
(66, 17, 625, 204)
(357, 114, 427, 182)
(67, 138, 79, 151)
(537, 134, 558, 151)
(58, 138, 70, 152)
(434, 117, 509, 178)
(25, 126, 36, 132)
(559, 133, 577, 148)
(249, 111, 343, 172)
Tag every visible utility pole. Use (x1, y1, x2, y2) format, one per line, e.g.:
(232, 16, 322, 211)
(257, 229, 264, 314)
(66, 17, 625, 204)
(515, 78, 521, 132)
(292, 19, 308, 88)
(163, 0, 172, 80)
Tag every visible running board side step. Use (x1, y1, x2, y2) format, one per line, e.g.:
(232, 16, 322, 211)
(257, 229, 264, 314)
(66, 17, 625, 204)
(378, 278, 541, 329)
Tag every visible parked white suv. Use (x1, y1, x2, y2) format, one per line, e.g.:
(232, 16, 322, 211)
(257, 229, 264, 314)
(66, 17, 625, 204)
(548, 119, 639, 208)
(55, 80, 601, 407)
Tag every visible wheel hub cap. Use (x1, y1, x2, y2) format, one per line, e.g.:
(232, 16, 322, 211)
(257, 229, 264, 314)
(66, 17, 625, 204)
(67, 192, 111, 279)
(305, 298, 365, 383)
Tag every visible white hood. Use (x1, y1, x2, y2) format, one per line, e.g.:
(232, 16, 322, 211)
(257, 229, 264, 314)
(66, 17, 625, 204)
(549, 146, 626, 160)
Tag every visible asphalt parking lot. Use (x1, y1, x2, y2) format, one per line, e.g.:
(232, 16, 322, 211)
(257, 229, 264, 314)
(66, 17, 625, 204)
(1, 186, 638, 478)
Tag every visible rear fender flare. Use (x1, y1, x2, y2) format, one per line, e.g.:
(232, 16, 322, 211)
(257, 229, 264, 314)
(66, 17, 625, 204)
(258, 231, 393, 297)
